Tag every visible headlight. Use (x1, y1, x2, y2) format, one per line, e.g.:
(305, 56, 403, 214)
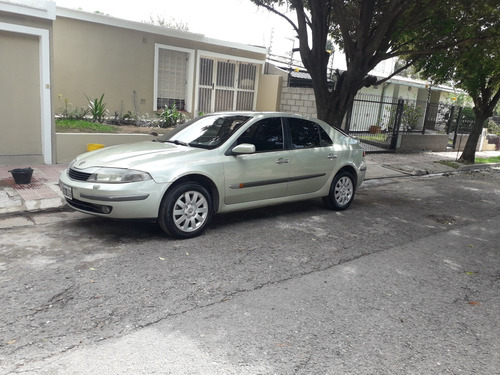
(87, 168, 152, 183)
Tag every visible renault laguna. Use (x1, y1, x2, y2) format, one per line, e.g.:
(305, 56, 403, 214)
(59, 112, 367, 238)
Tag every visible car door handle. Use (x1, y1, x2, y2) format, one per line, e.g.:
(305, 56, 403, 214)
(327, 153, 338, 159)
(276, 158, 290, 165)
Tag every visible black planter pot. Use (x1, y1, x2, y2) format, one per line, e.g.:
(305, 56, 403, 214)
(9, 167, 34, 184)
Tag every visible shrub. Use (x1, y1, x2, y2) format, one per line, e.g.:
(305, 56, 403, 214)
(386, 103, 424, 132)
(86, 93, 108, 123)
(57, 94, 89, 120)
(487, 118, 500, 135)
(158, 102, 184, 128)
(486, 134, 500, 150)
(402, 104, 424, 131)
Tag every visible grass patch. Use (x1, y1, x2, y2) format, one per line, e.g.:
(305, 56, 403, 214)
(357, 134, 388, 142)
(436, 155, 500, 168)
(56, 118, 117, 133)
(475, 155, 500, 164)
(436, 160, 461, 169)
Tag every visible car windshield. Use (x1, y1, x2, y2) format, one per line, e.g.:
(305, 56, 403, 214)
(156, 114, 252, 149)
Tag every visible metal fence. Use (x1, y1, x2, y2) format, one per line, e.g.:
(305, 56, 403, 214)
(346, 94, 475, 152)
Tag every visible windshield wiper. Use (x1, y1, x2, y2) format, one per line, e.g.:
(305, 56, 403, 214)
(164, 140, 190, 147)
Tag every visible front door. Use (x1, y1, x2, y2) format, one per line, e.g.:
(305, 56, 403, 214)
(198, 57, 257, 114)
(223, 117, 289, 205)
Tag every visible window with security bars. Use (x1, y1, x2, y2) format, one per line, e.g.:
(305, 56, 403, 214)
(198, 57, 258, 114)
(157, 48, 188, 110)
(236, 63, 256, 110)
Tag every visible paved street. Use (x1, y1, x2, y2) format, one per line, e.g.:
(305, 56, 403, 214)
(1, 169, 499, 374)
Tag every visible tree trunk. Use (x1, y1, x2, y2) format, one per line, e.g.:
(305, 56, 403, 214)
(314, 70, 366, 129)
(316, 87, 356, 130)
(458, 113, 489, 163)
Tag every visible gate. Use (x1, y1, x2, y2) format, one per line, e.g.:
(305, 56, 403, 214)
(447, 106, 475, 148)
(347, 94, 404, 153)
(198, 57, 257, 114)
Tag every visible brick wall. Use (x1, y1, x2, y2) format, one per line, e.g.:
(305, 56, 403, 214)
(280, 84, 317, 118)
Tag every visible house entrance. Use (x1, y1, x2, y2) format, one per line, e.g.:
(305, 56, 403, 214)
(198, 57, 257, 114)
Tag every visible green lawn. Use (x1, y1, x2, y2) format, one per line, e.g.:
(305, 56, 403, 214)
(437, 155, 500, 168)
(357, 134, 388, 142)
(56, 119, 117, 133)
(475, 155, 500, 164)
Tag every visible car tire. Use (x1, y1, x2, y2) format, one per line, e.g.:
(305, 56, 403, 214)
(158, 182, 213, 239)
(323, 171, 356, 211)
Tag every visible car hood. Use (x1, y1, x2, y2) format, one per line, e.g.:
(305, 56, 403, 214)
(72, 141, 208, 171)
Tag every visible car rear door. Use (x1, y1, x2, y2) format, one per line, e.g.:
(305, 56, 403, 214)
(223, 117, 290, 205)
(285, 117, 340, 196)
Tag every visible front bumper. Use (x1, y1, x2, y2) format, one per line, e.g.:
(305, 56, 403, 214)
(59, 169, 169, 219)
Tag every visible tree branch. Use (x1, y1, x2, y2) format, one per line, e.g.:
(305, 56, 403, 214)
(251, 0, 300, 35)
(372, 58, 418, 86)
(387, 34, 500, 59)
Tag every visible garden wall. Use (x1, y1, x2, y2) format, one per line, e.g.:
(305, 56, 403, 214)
(453, 129, 491, 152)
(395, 129, 493, 153)
(56, 133, 155, 163)
(396, 134, 449, 152)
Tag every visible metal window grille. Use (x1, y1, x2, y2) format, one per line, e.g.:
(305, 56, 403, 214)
(236, 63, 256, 110)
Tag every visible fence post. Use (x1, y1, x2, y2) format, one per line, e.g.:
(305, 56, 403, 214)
(453, 106, 463, 148)
(446, 106, 455, 134)
(344, 101, 353, 133)
(390, 99, 404, 150)
(421, 101, 431, 135)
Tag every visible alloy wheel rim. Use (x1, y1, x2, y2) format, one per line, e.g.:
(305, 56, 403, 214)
(173, 191, 209, 232)
(334, 176, 353, 206)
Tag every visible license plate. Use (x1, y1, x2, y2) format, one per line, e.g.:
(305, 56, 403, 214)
(60, 182, 73, 200)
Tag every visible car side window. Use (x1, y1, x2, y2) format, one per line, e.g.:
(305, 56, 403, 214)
(237, 118, 284, 152)
(318, 125, 333, 146)
(288, 118, 332, 148)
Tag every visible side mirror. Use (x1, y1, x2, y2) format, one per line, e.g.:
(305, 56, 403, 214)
(231, 143, 256, 155)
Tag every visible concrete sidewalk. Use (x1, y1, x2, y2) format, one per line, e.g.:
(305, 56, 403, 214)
(1, 150, 499, 218)
(0, 164, 67, 217)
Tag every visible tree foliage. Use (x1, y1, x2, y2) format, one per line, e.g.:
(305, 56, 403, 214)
(143, 16, 189, 32)
(251, 0, 496, 130)
(412, 0, 500, 162)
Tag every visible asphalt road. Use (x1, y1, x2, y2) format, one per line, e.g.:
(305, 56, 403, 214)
(1, 169, 499, 374)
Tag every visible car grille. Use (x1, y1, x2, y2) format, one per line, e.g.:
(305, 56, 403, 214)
(65, 197, 111, 214)
(68, 168, 92, 181)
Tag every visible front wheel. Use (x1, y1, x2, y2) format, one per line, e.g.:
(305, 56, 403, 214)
(158, 182, 213, 239)
(323, 171, 356, 211)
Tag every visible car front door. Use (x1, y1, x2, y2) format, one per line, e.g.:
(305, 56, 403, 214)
(223, 117, 290, 205)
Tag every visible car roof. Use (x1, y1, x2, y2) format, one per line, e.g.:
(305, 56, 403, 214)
(208, 111, 318, 121)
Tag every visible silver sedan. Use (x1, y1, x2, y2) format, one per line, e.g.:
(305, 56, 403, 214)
(59, 112, 367, 238)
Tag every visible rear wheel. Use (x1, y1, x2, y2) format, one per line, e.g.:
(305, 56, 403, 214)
(323, 171, 356, 210)
(158, 182, 213, 239)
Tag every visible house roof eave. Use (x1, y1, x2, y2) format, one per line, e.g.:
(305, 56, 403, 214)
(55, 7, 268, 56)
(0, 0, 56, 20)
